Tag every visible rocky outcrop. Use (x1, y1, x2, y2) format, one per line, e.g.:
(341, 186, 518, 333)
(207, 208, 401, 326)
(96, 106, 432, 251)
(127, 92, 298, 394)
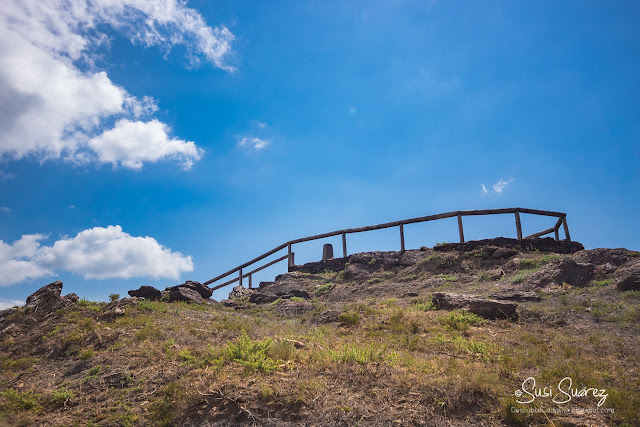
(128, 286, 161, 300)
(228, 284, 254, 300)
(432, 292, 518, 320)
(526, 258, 595, 289)
(169, 286, 204, 304)
(434, 237, 584, 254)
(167, 281, 212, 299)
(616, 264, 640, 291)
(25, 281, 78, 314)
(248, 293, 279, 304)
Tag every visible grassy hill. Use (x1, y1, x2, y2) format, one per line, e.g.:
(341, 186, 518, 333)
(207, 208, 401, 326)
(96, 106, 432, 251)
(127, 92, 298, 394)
(0, 238, 638, 426)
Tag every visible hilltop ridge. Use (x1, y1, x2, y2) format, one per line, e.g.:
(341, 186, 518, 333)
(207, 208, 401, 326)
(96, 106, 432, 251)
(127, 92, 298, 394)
(0, 238, 638, 426)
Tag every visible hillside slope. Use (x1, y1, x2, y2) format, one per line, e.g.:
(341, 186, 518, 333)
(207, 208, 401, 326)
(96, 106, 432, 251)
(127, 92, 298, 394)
(0, 238, 639, 426)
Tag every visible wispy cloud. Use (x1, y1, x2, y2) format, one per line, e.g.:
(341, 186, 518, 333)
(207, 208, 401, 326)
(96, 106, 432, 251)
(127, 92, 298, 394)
(257, 122, 267, 129)
(1, 207, 11, 213)
(492, 178, 512, 194)
(481, 178, 514, 196)
(0, 226, 194, 286)
(0, 0, 233, 169)
(347, 107, 357, 115)
(237, 136, 270, 150)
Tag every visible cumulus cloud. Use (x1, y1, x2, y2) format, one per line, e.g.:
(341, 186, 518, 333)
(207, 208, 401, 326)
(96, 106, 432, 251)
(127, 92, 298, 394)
(238, 136, 270, 150)
(0, 0, 234, 169)
(481, 184, 488, 197)
(88, 119, 202, 170)
(0, 226, 193, 286)
(0, 298, 24, 310)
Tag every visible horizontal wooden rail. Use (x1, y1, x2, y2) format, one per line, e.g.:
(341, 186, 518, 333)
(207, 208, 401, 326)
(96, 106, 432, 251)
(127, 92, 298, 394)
(203, 207, 569, 289)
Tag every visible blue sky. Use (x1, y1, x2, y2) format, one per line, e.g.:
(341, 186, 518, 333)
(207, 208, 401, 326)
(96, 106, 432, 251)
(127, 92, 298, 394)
(1, 0, 639, 306)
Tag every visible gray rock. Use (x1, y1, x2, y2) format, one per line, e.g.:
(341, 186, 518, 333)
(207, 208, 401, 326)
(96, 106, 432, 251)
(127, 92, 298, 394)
(169, 286, 204, 304)
(489, 291, 541, 302)
(616, 264, 640, 291)
(401, 292, 419, 298)
(25, 281, 63, 312)
(228, 284, 254, 300)
(175, 281, 213, 299)
(492, 248, 518, 260)
(248, 293, 279, 304)
(526, 258, 595, 289)
(128, 286, 161, 300)
(314, 310, 341, 323)
(432, 292, 518, 320)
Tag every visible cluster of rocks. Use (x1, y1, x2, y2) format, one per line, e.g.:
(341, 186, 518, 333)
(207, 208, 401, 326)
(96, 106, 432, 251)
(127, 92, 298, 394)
(222, 283, 315, 316)
(518, 248, 640, 291)
(127, 281, 215, 305)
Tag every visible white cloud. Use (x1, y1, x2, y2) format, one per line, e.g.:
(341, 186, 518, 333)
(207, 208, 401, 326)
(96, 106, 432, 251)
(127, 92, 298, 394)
(1, 207, 10, 213)
(492, 178, 512, 194)
(88, 119, 202, 170)
(0, 226, 193, 286)
(0, 298, 24, 310)
(0, 234, 53, 286)
(481, 184, 488, 197)
(257, 122, 267, 129)
(238, 136, 270, 150)
(0, 0, 233, 169)
(347, 107, 357, 115)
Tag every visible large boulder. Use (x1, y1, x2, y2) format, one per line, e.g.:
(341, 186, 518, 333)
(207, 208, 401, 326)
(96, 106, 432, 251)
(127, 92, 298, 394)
(432, 292, 518, 320)
(169, 286, 204, 304)
(128, 286, 161, 300)
(25, 281, 63, 312)
(526, 258, 595, 289)
(248, 293, 279, 304)
(228, 284, 254, 300)
(616, 264, 640, 291)
(179, 281, 213, 299)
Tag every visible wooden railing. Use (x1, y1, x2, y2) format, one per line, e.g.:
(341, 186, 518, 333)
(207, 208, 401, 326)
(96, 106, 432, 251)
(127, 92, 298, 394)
(203, 207, 570, 291)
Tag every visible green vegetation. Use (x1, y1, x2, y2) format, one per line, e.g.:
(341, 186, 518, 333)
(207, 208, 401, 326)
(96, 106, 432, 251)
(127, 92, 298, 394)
(439, 310, 485, 331)
(509, 269, 537, 284)
(315, 283, 332, 295)
(518, 255, 558, 269)
(109, 293, 120, 302)
(0, 389, 39, 410)
(50, 389, 74, 405)
(221, 330, 282, 374)
(338, 311, 360, 326)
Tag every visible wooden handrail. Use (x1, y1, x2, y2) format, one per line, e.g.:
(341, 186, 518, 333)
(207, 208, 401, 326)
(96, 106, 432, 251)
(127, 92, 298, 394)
(203, 207, 569, 289)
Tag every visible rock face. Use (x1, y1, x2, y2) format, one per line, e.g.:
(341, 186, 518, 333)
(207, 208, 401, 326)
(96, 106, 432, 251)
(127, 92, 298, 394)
(26, 280, 63, 310)
(128, 286, 162, 301)
(616, 264, 640, 291)
(526, 258, 595, 289)
(169, 286, 204, 304)
(228, 285, 254, 300)
(432, 292, 518, 320)
(248, 293, 279, 304)
(166, 281, 212, 300)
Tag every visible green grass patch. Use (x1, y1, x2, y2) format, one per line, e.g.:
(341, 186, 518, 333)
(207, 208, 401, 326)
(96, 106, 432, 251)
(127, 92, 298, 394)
(338, 311, 360, 326)
(0, 389, 39, 411)
(509, 269, 537, 284)
(221, 330, 282, 374)
(439, 310, 485, 331)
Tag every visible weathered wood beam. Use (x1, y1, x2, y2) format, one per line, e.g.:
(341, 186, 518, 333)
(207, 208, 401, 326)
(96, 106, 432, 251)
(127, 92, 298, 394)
(515, 210, 523, 240)
(457, 214, 464, 243)
(524, 227, 555, 239)
(400, 224, 405, 253)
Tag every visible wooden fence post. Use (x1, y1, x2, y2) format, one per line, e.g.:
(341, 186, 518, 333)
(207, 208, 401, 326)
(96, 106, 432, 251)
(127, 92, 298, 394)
(457, 214, 464, 243)
(562, 217, 571, 242)
(399, 224, 405, 253)
(554, 228, 559, 241)
(287, 243, 293, 269)
(342, 232, 347, 258)
(248, 274, 252, 289)
(238, 267, 243, 287)
(515, 210, 522, 240)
